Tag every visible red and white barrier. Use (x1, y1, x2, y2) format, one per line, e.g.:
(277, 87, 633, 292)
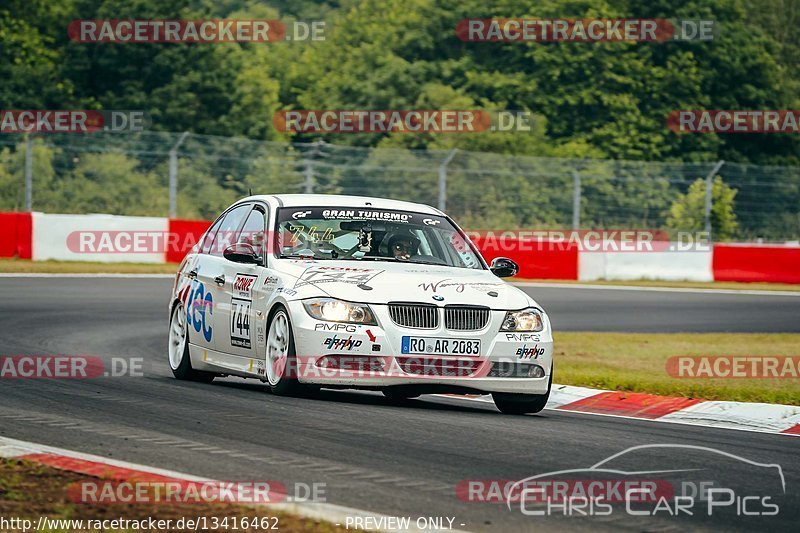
(472, 235, 579, 280)
(166, 218, 211, 263)
(0, 211, 798, 284)
(713, 243, 800, 284)
(578, 248, 714, 282)
(32, 213, 169, 263)
(0, 212, 32, 259)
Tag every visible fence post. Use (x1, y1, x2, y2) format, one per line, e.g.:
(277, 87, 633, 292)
(302, 140, 325, 194)
(24, 135, 33, 211)
(168, 131, 190, 219)
(303, 162, 314, 194)
(703, 160, 725, 239)
(437, 149, 458, 212)
(572, 170, 581, 230)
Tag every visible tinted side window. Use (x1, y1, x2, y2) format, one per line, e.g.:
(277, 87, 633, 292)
(238, 207, 267, 257)
(209, 204, 251, 257)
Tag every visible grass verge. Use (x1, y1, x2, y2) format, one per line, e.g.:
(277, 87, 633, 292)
(2, 259, 799, 292)
(0, 458, 347, 533)
(0, 258, 178, 274)
(556, 332, 800, 405)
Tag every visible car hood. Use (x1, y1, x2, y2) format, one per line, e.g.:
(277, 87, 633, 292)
(273, 259, 533, 309)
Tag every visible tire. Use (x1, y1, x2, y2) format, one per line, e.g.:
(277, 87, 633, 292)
(264, 306, 303, 396)
(168, 301, 215, 383)
(382, 388, 421, 402)
(492, 368, 552, 415)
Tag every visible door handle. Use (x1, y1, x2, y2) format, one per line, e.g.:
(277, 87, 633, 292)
(214, 274, 226, 286)
(187, 269, 197, 279)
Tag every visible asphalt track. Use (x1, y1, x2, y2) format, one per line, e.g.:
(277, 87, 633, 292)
(517, 283, 800, 333)
(1, 277, 798, 532)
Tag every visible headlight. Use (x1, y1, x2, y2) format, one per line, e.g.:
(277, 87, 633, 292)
(303, 298, 377, 325)
(500, 308, 544, 332)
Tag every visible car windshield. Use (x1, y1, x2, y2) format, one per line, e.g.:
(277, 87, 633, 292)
(275, 207, 484, 269)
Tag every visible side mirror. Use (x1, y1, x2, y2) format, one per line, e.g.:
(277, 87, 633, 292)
(490, 257, 519, 278)
(223, 243, 261, 265)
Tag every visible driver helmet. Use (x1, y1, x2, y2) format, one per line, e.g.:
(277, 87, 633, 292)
(386, 232, 420, 259)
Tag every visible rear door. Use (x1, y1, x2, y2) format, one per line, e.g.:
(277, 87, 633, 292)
(199, 203, 252, 352)
(181, 217, 224, 353)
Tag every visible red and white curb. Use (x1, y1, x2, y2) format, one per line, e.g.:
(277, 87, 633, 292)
(0, 436, 470, 533)
(449, 384, 800, 436)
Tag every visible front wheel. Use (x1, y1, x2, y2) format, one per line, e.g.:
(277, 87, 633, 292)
(168, 302, 215, 383)
(492, 368, 552, 415)
(264, 306, 303, 396)
(382, 388, 421, 402)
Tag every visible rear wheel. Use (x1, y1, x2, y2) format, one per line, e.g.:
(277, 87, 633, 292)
(265, 307, 303, 396)
(492, 368, 552, 415)
(168, 302, 215, 383)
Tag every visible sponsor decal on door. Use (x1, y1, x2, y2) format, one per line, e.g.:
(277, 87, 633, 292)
(230, 273, 258, 349)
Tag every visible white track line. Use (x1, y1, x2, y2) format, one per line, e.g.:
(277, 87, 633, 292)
(435, 395, 799, 438)
(513, 281, 800, 297)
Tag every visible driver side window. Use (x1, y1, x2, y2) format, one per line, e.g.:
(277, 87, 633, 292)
(238, 207, 267, 258)
(411, 229, 434, 256)
(210, 204, 250, 257)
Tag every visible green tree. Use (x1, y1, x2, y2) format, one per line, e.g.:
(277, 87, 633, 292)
(0, 0, 77, 108)
(46, 152, 168, 216)
(0, 139, 59, 211)
(667, 175, 739, 240)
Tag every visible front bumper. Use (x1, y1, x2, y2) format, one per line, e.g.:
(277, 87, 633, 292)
(288, 300, 553, 395)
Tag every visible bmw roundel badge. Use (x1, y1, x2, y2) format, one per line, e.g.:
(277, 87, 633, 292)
(432, 295, 444, 301)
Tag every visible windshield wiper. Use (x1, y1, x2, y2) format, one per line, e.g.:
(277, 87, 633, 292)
(354, 256, 445, 265)
(406, 259, 446, 266)
(278, 253, 326, 260)
(352, 256, 396, 262)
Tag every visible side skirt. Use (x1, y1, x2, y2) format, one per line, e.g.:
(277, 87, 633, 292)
(188, 343, 266, 381)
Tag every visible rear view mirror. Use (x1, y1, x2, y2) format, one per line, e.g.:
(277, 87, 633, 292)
(340, 221, 387, 232)
(490, 257, 519, 278)
(223, 243, 261, 264)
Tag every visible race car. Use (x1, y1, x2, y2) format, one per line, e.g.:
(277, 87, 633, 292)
(168, 194, 553, 414)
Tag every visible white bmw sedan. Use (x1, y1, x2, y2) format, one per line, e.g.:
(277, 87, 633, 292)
(168, 194, 553, 414)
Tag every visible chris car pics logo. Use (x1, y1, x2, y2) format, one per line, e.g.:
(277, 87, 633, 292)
(502, 444, 785, 518)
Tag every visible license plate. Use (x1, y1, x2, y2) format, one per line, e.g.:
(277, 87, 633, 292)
(401, 336, 481, 356)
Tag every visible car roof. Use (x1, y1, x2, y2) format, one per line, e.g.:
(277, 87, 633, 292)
(239, 194, 444, 215)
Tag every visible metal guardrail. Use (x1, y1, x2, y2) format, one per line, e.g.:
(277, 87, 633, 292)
(0, 131, 798, 241)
